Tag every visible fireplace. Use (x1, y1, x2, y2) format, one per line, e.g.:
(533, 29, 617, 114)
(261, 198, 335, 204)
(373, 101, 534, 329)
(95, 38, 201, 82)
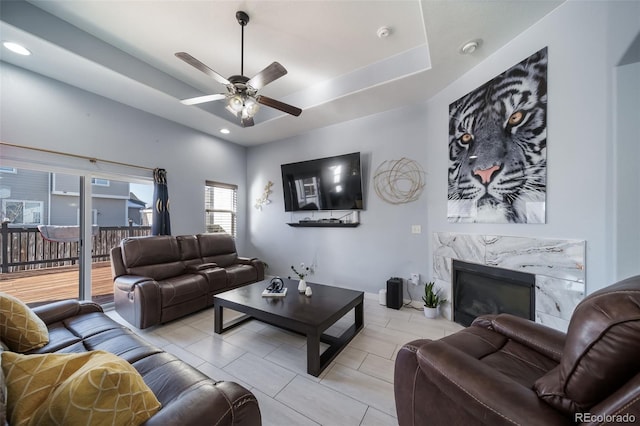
(452, 260, 535, 327)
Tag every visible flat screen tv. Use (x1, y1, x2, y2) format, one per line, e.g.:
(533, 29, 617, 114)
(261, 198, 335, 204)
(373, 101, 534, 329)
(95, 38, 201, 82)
(281, 152, 364, 212)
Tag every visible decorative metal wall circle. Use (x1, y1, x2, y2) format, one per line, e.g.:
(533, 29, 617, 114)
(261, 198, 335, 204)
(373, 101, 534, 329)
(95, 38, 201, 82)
(373, 158, 425, 204)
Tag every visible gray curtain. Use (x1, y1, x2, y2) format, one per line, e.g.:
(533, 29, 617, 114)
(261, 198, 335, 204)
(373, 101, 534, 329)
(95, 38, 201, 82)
(152, 168, 171, 235)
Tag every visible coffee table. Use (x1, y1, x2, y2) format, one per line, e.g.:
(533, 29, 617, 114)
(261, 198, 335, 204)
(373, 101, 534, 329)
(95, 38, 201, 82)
(213, 278, 364, 377)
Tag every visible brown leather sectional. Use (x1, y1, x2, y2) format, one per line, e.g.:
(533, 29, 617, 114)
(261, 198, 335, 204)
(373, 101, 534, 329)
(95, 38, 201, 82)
(111, 233, 264, 329)
(394, 275, 640, 425)
(24, 299, 261, 425)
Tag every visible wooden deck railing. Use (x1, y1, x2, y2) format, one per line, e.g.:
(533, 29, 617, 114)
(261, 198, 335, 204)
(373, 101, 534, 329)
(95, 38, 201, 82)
(0, 222, 151, 273)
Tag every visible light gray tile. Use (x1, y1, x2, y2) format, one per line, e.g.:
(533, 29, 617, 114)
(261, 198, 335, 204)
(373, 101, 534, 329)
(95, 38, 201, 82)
(163, 343, 205, 368)
(223, 329, 280, 357)
(321, 364, 396, 417)
(386, 318, 445, 340)
(196, 361, 252, 390)
(264, 344, 321, 381)
(276, 375, 367, 426)
(348, 334, 396, 359)
(260, 324, 306, 348)
(362, 323, 421, 347)
(334, 347, 367, 370)
(185, 335, 246, 368)
(160, 324, 210, 347)
(253, 389, 320, 426)
(224, 352, 296, 397)
(359, 354, 395, 384)
(361, 407, 399, 426)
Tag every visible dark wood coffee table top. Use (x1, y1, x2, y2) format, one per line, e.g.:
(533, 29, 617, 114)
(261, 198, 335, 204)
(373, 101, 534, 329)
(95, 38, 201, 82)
(213, 278, 364, 376)
(214, 278, 362, 328)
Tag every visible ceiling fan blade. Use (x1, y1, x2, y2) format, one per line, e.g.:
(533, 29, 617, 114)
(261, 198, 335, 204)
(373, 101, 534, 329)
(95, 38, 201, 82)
(247, 62, 287, 91)
(175, 52, 231, 87)
(257, 95, 302, 117)
(180, 93, 227, 106)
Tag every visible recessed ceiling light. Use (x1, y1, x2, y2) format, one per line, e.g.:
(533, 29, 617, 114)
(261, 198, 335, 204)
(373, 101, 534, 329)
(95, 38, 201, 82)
(3, 41, 31, 56)
(460, 39, 481, 55)
(220, 128, 230, 134)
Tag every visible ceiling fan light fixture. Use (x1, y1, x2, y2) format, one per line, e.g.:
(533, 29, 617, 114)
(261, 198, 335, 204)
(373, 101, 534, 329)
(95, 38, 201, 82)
(228, 95, 244, 113)
(244, 97, 260, 117)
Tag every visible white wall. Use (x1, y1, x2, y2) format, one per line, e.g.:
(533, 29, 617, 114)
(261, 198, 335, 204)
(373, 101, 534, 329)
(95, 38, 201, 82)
(247, 0, 640, 295)
(0, 63, 250, 251)
(615, 61, 640, 280)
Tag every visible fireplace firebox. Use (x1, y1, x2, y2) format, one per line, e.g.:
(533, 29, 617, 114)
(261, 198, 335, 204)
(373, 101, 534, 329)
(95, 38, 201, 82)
(452, 260, 535, 327)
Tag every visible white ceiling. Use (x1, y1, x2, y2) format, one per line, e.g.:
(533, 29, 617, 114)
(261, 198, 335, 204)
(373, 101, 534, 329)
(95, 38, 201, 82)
(0, 0, 564, 146)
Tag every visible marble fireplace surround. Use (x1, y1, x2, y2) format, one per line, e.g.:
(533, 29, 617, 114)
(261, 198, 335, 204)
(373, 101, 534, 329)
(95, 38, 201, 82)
(433, 232, 586, 331)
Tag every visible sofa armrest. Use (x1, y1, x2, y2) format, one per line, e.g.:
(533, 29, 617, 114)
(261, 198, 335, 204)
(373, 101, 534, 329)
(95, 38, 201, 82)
(417, 340, 569, 425)
(237, 257, 265, 281)
(474, 314, 566, 362)
(144, 380, 260, 426)
(113, 276, 161, 329)
(114, 275, 156, 292)
(32, 300, 103, 325)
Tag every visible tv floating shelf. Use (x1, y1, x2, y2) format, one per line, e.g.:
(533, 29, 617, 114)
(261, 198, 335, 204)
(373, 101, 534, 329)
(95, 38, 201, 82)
(287, 222, 360, 228)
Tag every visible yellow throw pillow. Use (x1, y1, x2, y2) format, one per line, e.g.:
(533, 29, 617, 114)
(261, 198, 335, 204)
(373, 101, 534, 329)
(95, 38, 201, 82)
(0, 293, 49, 352)
(2, 350, 161, 426)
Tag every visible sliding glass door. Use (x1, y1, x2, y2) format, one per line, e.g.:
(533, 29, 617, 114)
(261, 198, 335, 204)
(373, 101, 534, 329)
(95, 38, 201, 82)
(0, 167, 82, 306)
(0, 162, 153, 307)
(90, 177, 152, 305)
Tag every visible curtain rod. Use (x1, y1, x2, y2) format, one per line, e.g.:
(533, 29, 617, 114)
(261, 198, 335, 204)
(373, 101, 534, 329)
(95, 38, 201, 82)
(0, 142, 155, 171)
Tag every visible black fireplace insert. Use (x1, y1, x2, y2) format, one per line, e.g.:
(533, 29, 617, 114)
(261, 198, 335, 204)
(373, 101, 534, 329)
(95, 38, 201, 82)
(452, 260, 535, 327)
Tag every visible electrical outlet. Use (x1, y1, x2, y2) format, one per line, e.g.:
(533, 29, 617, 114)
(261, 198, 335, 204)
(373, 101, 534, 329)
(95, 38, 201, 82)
(410, 273, 420, 285)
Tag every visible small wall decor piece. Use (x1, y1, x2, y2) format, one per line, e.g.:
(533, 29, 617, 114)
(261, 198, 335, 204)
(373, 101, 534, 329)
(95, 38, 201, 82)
(254, 181, 273, 210)
(448, 47, 548, 223)
(373, 157, 425, 204)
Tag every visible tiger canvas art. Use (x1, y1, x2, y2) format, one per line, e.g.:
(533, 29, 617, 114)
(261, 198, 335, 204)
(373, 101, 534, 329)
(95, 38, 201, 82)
(448, 47, 548, 223)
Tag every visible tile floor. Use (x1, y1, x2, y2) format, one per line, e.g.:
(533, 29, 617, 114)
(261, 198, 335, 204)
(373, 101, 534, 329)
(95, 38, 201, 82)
(106, 293, 464, 426)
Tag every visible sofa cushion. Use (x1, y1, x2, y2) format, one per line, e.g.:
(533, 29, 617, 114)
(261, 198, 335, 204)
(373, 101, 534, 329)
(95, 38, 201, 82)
(197, 233, 238, 267)
(177, 235, 202, 266)
(121, 236, 179, 267)
(534, 276, 640, 415)
(438, 326, 556, 388)
(121, 236, 186, 281)
(0, 293, 49, 353)
(225, 264, 258, 287)
(159, 275, 208, 307)
(2, 350, 161, 426)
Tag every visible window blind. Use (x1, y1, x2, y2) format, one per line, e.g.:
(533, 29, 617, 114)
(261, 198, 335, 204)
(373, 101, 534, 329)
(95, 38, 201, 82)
(205, 181, 237, 238)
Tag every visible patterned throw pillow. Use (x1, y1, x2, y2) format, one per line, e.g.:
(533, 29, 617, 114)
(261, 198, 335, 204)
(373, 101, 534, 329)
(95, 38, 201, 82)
(0, 293, 48, 352)
(1, 350, 161, 426)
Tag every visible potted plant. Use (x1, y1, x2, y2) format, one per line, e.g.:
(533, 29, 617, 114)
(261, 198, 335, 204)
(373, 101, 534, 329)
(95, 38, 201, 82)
(422, 282, 446, 319)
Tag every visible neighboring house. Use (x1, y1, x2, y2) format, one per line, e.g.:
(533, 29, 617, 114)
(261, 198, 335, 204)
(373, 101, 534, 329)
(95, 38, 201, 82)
(128, 192, 147, 225)
(0, 168, 145, 226)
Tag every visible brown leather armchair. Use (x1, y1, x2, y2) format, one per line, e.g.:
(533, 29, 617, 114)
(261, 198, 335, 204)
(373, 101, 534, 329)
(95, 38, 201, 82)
(394, 275, 640, 425)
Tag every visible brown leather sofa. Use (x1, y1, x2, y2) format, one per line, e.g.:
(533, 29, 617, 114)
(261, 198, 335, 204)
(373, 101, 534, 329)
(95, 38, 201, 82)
(111, 233, 264, 329)
(394, 275, 640, 425)
(18, 299, 261, 425)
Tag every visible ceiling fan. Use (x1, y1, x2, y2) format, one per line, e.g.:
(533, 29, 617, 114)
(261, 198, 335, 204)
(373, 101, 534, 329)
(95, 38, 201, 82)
(175, 11, 302, 128)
